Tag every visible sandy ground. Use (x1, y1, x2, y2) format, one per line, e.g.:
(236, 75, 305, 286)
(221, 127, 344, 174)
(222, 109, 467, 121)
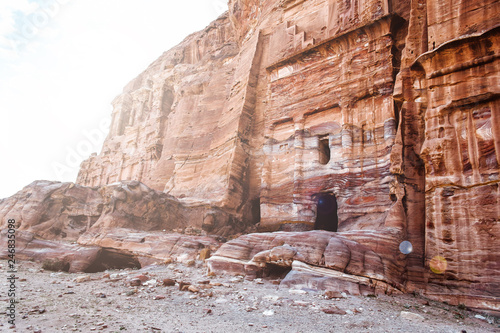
(1, 260, 498, 333)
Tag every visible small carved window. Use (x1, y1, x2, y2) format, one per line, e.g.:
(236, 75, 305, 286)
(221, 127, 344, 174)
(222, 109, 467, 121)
(319, 137, 330, 165)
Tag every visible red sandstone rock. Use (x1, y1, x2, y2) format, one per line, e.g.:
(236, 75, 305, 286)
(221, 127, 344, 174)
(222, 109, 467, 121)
(0, 230, 101, 273)
(162, 279, 176, 287)
(208, 230, 403, 295)
(322, 306, 347, 315)
(78, 227, 220, 264)
(0, 180, 249, 240)
(0, 180, 186, 241)
(0, 0, 498, 314)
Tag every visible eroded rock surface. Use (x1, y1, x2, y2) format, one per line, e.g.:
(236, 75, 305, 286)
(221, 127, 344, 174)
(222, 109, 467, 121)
(0, 181, 227, 272)
(2, 0, 499, 314)
(78, 227, 220, 266)
(0, 230, 101, 273)
(208, 230, 404, 295)
(0, 180, 249, 240)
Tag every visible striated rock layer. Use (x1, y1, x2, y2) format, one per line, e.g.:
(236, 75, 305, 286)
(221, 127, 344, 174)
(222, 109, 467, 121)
(0, 180, 250, 239)
(207, 230, 405, 295)
(1, 0, 497, 313)
(0, 181, 225, 272)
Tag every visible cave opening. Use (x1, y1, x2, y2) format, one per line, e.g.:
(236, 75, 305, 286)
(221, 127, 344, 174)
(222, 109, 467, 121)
(85, 248, 142, 273)
(263, 263, 292, 279)
(314, 193, 338, 232)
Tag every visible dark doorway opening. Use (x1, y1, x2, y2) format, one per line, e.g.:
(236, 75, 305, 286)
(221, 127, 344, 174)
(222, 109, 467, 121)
(85, 248, 142, 273)
(263, 263, 292, 279)
(314, 193, 338, 232)
(319, 137, 331, 165)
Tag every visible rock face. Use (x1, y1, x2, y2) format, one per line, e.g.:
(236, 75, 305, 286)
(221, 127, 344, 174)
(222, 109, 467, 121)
(0, 180, 249, 239)
(2, 0, 498, 313)
(0, 181, 226, 272)
(207, 230, 404, 295)
(0, 180, 185, 241)
(0, 229, 102, 273)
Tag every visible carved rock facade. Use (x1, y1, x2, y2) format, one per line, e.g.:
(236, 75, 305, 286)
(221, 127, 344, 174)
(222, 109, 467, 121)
(5, 0, 498, 313)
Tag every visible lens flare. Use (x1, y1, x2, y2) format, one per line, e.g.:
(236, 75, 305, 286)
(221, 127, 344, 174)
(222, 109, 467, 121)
(429, 256, 447, 274)
(399, 241, 413, 254)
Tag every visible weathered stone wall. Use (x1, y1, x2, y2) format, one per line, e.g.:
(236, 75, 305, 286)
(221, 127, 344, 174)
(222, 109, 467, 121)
(77, 13, 249, 213)
(415, 28, 500, 312)
(392, 0, 500, 312)
(261, 15, 400, 231)
(71, 0, 500, 312)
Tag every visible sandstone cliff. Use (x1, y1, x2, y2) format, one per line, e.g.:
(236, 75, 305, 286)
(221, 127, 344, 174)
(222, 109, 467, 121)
(2, 0, 499, 314)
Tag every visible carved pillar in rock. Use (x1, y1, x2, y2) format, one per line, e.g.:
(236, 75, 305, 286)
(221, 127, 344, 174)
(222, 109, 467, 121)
(292, 117, 312, 225)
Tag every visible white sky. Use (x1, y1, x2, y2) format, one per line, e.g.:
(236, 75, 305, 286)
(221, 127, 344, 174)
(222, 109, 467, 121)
(0, 0, 227, 199)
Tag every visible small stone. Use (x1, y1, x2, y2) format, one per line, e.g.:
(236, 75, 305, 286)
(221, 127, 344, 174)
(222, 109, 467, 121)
(325, 290, 344, 299)
(134, 275, 149, 283)
(400, 311, 425, 321)
(248, 323, 254, 327)
(198, 280, 210, 285)
(294, 301, 309, 307)
(474, 314, 486, 320)
(188, 285, 200, 293)
(199, 248, 211, 260)
(322, 306, 347, 315)
(162, 278, 176, 286)
(204, 308, 212, 315)
(186, 259, 196, 266)
(153, 295, 165, 300)
(75, 275, 91, 283)
(129, 278, 142, 287)
(179, 281, 191, 291)
(144, 279, 157, 287)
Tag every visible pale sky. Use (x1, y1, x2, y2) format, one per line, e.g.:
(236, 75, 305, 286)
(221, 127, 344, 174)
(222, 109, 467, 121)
(0, 0, 227, 199)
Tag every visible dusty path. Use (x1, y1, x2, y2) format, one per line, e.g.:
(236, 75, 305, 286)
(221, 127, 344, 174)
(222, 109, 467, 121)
(1, 260, 498, 332)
